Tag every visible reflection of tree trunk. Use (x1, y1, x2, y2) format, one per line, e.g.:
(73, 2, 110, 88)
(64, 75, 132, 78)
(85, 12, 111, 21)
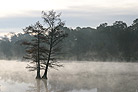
(42, 79, 50, 92)
(36, 79, 41, 92)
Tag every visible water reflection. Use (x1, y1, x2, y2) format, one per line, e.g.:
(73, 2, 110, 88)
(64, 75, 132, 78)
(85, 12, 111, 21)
(0, 61, 138, 92)
(1, 74, 138, 92)
(26, 79, 49, 92)
(27, 79, 97, 92)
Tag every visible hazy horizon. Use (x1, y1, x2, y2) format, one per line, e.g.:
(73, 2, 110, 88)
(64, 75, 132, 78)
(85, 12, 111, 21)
(0, 0, 138, 34)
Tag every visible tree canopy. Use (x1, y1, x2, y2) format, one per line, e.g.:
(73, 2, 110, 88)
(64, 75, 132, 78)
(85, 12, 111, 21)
(1, 19, 138, 62)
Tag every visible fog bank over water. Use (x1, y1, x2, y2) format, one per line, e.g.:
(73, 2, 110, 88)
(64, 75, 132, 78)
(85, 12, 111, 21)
(0, 60, 138, 92)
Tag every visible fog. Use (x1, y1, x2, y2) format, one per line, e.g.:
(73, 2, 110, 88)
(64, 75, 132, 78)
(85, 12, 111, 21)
(0, 60, 138, 92)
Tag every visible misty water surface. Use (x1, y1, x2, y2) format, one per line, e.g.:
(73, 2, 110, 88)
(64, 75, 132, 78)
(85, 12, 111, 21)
(0, 60, 138, 92)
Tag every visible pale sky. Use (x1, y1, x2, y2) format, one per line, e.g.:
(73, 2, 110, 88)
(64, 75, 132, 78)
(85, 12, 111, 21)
(0, 0, 138, 34)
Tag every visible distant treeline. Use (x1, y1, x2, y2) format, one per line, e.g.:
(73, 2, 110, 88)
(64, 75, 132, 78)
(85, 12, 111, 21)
(1, 19, 138, 62)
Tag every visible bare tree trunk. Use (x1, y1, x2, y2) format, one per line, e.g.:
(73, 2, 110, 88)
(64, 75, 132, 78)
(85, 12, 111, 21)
(42, 47, 52, 79)
(42, 35, 53, 79)
(36, 32, 41, 79)
(42, 63, 48, 79)
(36, 63, 41, 79)
(42, 52, 51, 79)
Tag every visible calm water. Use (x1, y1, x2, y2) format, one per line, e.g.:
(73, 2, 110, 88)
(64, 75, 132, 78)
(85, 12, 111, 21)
(0, 60, 138, 92)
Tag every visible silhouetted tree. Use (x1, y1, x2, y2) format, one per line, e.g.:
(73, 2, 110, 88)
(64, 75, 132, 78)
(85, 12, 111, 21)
(41, 10, 68, 79)
(22, 22, 46, 79)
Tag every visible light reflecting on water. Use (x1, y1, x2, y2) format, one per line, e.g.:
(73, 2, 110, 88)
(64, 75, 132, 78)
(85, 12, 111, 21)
(0, 60, 138, 92)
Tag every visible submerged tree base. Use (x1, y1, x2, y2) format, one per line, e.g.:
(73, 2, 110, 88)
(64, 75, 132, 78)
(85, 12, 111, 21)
(36, 76, 42, 79)
(42, 75, 47, 79)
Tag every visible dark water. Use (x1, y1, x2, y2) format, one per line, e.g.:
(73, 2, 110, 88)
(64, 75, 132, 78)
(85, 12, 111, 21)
(0, 60, 138, 92)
